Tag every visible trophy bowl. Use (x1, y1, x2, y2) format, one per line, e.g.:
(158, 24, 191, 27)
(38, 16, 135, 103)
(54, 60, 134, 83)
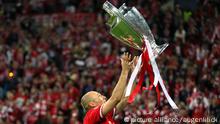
(103, 1, 168, 58)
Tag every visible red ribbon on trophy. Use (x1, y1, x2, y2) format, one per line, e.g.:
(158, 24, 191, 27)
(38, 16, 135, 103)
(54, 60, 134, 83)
(125, 36, 178, 109)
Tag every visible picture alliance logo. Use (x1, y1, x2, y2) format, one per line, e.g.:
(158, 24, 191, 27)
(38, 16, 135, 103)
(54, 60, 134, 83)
(123, 117, 218, 123)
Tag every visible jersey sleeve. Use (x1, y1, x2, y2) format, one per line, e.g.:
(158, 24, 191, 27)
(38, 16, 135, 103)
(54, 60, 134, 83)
(99, 104, 115, 118)
(86, 105, 103, 123)
(84, 105, 116, 124)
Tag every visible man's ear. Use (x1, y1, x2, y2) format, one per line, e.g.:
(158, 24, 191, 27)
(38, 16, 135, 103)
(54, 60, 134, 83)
(88, 101, 97, 108)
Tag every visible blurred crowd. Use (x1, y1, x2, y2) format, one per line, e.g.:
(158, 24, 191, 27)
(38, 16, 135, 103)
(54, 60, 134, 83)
(0, 0, 220, 124)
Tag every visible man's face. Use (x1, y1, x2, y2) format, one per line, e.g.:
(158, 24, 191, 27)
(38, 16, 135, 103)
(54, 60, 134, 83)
(81, 91, 107, 110)
(92, 92, 107, 105)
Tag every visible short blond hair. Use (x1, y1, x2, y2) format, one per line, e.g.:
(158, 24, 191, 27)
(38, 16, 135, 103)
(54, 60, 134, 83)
(81, 91, 97, 111)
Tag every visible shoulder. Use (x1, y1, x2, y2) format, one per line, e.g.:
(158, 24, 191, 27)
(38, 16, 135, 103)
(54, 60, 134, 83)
(83, 106, 102, 124)
(83, 105, 116, 124)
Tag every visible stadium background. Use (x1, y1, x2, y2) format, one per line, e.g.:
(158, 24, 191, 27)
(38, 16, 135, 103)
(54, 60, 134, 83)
(0, 0, 219, 123)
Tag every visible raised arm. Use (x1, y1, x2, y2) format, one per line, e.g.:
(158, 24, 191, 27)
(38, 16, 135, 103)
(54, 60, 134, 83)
(116, 56, 139, 112)
(101, 52, 131, 116)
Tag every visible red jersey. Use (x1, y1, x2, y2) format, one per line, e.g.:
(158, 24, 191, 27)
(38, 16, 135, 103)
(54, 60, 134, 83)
(83, 105, 116, 124)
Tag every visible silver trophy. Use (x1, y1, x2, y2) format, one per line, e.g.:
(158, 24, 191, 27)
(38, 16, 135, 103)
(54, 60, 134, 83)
(103, 1, 168, 58)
